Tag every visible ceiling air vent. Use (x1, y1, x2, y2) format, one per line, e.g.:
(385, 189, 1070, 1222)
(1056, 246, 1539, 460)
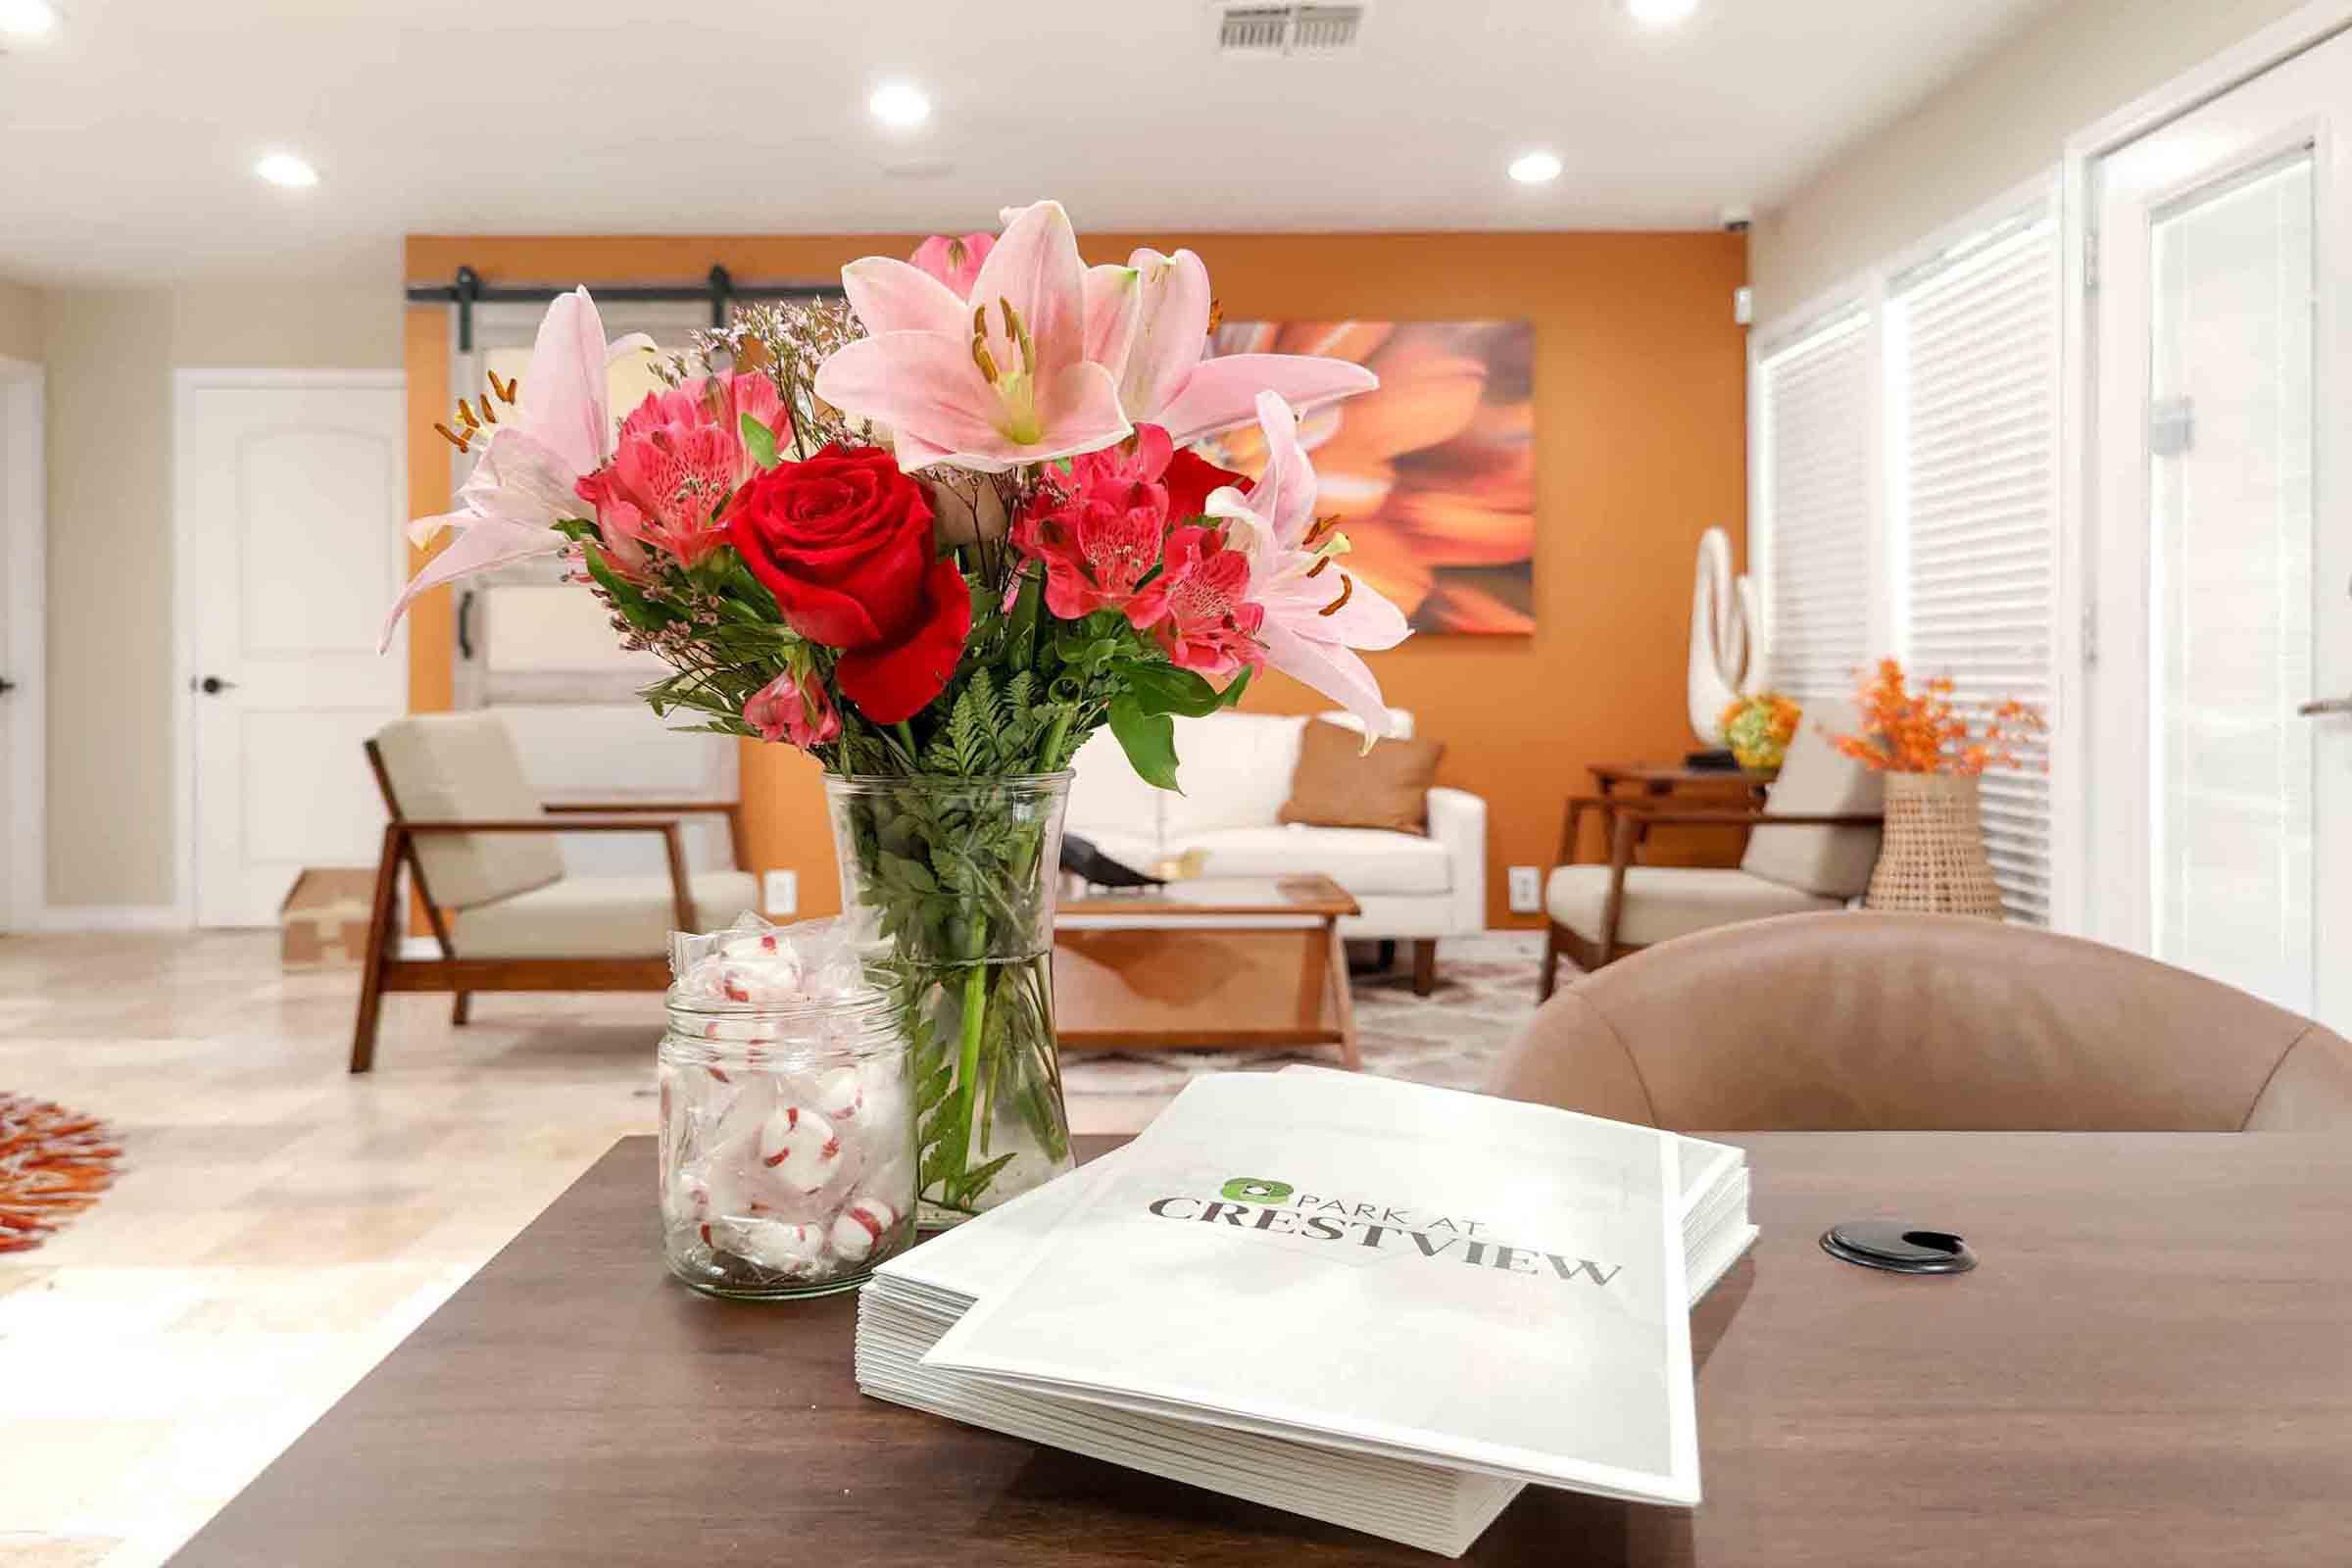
(1215, 3, 1366, 57)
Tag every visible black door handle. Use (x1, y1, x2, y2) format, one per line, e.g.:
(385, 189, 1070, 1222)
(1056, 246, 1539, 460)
(198, 675, 238, 695)
(0, 676, 15, 695)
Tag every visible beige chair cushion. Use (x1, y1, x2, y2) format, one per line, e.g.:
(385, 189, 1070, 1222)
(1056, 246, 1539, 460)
(1179, 825, 1453, 896)
(1545, 864, 1841, 949)
(373, 713, 564, 909)
(1740, 698, 1884, 899)
(451, 870, 760, 959)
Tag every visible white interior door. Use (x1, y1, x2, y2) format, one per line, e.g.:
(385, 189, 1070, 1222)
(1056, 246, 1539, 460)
(2089, 30, 2352, 1028)
(179, 373, 408, 926)
(0, 362, 35, 931)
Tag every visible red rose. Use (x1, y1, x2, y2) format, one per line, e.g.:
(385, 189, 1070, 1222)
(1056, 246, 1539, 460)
(727, 443, 972, 724)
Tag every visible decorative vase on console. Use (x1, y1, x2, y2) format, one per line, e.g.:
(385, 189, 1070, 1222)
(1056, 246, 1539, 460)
(1827, 659, 2044, 920)
(376, 201, 1420, 1225)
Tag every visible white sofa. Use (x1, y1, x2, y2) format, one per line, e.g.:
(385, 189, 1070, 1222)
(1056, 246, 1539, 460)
(1064, 709, 1487, 994)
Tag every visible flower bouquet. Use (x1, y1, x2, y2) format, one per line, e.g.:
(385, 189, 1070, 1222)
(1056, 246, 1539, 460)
(383, 201, 1406, 1224)
(1717, 692, 1800, 775)
(1828, 659, 2045, 919)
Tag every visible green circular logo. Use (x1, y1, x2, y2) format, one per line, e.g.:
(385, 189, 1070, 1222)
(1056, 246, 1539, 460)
(1219, 1177, 1293, 1202)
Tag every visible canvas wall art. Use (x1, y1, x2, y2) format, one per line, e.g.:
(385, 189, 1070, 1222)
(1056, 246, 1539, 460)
(1200, 319, 1536, 635)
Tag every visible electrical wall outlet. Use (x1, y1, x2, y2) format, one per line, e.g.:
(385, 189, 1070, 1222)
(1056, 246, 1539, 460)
(1506, 865, 1542, 914)
(762, 869, 798, 916)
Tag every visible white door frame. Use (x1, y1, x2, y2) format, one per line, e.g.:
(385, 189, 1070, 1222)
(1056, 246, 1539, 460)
(1, 355, 43, 932)
(172, 368, 408, 925)
(2055, 0, 2352, 939)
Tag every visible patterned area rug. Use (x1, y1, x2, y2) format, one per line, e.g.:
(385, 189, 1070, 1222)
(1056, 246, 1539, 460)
(1061, 931, 1547, 1123)
(0, 1093, 121, 1253)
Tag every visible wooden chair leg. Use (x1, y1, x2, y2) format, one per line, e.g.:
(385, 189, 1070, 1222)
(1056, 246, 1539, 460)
(1410, 939, 1437, 997)
(350, 827, 402, 1074)
(1539, 924, 1564, 1001)
(451, 992, 471, 1026)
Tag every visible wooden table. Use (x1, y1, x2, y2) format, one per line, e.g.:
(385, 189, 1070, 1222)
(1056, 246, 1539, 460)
(1590, 761, 1769, 803)
(1051, 875, 1361, 1067)
(171, 1132, 2352, 1566)
(1578, 763, 1768, 868)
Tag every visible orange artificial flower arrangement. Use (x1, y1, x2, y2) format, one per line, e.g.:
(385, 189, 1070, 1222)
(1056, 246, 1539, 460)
(1830, 659, 2045, 775)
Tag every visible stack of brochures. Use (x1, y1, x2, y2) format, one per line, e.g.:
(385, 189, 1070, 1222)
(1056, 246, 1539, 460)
(855, 1066, 1755, 1556)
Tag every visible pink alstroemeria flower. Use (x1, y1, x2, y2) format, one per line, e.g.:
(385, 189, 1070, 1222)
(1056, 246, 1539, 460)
(742, 665, 841, 749)
(1088, 248, 1379, 448)
(1125, 524, 1266, 682)
(576, 373, 788, 574)
(381, 288, 651, 649)
(1206, 391, 1410, 736)
(906, 231, 996, 297)
(814, 200, 1132, 473)
(1009, 424, 1177, 617)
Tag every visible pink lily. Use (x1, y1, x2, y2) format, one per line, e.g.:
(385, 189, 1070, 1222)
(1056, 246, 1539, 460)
(814, 200, 1131, 473)
(1094, 248, 1378, 447)
(381, 288, 650, 649)
(1207, 391, 1410, 737)
(907, 232, 996, 297)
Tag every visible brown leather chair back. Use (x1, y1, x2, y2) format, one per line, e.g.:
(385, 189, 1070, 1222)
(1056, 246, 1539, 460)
(1490, 911, 2352, 1132)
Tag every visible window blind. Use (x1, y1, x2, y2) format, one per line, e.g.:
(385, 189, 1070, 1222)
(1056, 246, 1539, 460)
(1888, 219, 2059, 923)
(1756, 316, 1875, 708)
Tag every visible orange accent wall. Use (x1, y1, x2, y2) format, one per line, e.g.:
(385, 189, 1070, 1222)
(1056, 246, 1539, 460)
(403, 231, 1748, 928)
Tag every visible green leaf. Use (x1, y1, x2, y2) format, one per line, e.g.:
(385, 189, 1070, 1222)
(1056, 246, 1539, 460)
(740, 412, 781, 470)
(1217, 664, 1253, 710)
(878, 852, 937, 894)
(1108, 693, 1180, 791)
(1004, 571, 1041, 670)
(1114, 661, 1225, 718)
(579, 545, 670, 632)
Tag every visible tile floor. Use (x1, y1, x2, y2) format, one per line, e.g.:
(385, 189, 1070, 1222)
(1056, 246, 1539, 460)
(0, 929, 1544, 1566)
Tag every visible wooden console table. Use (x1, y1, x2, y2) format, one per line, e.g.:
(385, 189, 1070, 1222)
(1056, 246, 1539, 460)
(1051, 875, 1361, 1067)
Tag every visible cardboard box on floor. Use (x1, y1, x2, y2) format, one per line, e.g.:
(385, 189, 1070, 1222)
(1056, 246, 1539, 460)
(280, 869, 379, 969)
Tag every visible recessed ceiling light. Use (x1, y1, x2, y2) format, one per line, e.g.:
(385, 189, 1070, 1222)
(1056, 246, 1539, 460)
(868, 82, 931, 129)
(1508, 151, 1563, 185)
(0, 0, 59, 37)
(254, 153, 319, 189)
(1626, 0, 1699, 26)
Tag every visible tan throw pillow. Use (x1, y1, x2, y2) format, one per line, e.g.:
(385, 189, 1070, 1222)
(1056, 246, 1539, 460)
(1278, 719, 1446, 835)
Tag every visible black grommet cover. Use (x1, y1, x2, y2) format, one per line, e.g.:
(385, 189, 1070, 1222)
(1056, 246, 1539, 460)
(1820, 1221, 1977, 1274)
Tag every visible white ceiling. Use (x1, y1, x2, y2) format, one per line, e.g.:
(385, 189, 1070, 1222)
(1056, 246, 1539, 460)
(0, 0, 2063, 286)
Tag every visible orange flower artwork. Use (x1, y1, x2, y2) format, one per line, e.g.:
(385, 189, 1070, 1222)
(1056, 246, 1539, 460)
(1197, 320, 1537, 634)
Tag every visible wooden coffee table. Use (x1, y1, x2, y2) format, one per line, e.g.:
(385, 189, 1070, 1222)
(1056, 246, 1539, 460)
(169, 1133, 2352, 1565)
(1052, 875, 1361, 1067)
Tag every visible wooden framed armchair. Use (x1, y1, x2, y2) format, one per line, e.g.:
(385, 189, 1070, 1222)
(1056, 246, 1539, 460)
(351, 711, 760, 1072)
(1539, 702, 1885, 998)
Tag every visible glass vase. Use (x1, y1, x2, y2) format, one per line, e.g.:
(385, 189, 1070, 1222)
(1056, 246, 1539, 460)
(823, 772, 1075, 1228)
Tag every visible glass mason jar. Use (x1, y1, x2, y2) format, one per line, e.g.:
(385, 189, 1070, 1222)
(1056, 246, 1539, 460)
(823, 772, 1075, 1229)
(658, 988, 917, 1298)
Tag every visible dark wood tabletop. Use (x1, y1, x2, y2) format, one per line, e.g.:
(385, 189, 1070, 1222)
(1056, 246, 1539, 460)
(172, 1131, 2352, 1566)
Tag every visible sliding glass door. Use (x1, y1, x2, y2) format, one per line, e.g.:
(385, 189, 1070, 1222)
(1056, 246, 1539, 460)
(2090, 30, 2351, 1026)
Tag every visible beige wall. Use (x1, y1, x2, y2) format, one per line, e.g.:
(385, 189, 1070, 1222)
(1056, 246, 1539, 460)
(0, 278, 40, 364)
(1750, 0, 2310, 321)
(27, 279, 404, 910)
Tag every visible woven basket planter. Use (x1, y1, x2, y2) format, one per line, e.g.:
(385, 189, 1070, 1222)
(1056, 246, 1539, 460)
(1865, 772, 2004, 919)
